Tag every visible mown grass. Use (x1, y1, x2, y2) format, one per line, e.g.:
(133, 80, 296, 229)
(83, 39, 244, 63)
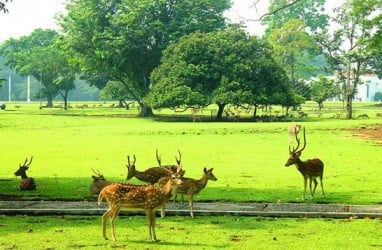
(1, 101, 381, 249)
(0, 101, 381, 204)
(0, 215, 381, 250)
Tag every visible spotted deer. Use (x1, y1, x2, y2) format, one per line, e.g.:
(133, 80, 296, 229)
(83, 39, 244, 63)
(126, 151, 184, 185)
(14, 157, 36, 190)
(160, 167, 217, 218)
(285, 126, 325, 200)
(98, 159, 181, 242)
(90, 169, 112, 195)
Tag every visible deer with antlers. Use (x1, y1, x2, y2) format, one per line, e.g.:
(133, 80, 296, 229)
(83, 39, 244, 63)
(98, 155, 182, 242)
(285, 126, 325, 200)
(159, 167, 217, 218)
(90, 169, 112, 195)
(126, 150, 184, 185)
(14, 157, 36, 190)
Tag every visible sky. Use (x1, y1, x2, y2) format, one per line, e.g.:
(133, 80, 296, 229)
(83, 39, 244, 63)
(0, 0, 343, 43)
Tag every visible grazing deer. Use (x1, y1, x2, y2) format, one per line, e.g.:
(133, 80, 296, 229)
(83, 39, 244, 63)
(98, 163, 181, 242)
(90, 169, 112, 195)
(285, 127, 325, 200)
(14, 157, 36, 190)
(160, 167, 217, 218)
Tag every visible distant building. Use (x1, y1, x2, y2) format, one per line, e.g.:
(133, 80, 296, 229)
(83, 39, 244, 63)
(355, 74, 382, 101)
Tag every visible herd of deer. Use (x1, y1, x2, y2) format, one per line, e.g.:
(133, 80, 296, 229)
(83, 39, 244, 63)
(12, 124, 325, 242)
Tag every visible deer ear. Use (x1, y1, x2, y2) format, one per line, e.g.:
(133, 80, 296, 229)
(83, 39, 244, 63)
(204, 167, 207, 173)
(296, 152, 302, 157)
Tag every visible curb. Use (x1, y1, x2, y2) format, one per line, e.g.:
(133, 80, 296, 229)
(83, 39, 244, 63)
(1, 201, 381, 218)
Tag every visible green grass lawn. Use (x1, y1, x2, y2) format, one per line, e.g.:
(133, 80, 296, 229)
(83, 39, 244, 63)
(1, 215, 381, 249)
(0, 101, 381, 204)
(1, 101, 381, 249)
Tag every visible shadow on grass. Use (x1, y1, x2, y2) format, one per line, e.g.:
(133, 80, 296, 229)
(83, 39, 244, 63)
(0, 176, 362, 207)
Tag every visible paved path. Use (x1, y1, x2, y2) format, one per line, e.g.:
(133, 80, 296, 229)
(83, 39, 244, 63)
(1, 201, 381, 218)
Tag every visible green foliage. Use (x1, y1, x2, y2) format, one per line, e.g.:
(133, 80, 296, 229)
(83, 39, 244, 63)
(315, 1, 382, 118)
(268, 19, 318, 83)
(262, 0, 328, 34)
(310, 75, 340, 109)
(0, 29, 76, 107)
(60, 0, 230, 116)
(146, 28, 292, 119)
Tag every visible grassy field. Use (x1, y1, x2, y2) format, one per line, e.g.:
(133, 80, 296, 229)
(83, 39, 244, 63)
(0, 101, 381, 249)
(0, 101, 381, 204)
(1, 215, 381, 249)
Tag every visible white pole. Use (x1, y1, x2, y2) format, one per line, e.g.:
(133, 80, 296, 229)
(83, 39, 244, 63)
(27, 75, 31, 102)
(8, 75, 11, 102)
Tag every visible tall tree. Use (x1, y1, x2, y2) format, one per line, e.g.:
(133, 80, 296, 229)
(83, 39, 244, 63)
(0, 29, 76, 108)
(310, 75, 340, 110)
(146, 29, 292, 120)
(59, 0, 230, 116)
(316, 0, 382, 119)
(261, 0, 328, 35)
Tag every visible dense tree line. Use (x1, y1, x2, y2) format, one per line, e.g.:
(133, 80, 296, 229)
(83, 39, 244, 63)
(1, 0, 382, 119)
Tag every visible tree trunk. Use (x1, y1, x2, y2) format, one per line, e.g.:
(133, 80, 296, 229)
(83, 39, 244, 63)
(253, 105, 258, 119)
(46, 95, 54, 108)
(346, 95, 353, 119)
(216, 103, 225, 121)
(138, 103, 154, 117)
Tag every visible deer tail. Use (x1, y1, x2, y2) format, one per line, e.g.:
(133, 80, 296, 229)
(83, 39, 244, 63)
(97, 190, 105, 205)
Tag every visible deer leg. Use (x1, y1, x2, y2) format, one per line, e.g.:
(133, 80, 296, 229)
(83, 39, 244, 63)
(302, 177, 307, 200)
(188, 195, 194, 218)
(146, 209, 157, 242)
(109, 208, 120, 242)
(319, 176, 325, 197)
(312, 178, 318, 197)
(102, 209, 112, 240)
(160, 204, 165, 218)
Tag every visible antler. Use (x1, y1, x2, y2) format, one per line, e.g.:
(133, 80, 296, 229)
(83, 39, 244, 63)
(127, 155, 136, 167)
(156, 149, 162, 167)
(92, 168, 103, 176)
(290, 127, 306, 154)
(20, 156, 33, 168)
(175, 150, 182, 166)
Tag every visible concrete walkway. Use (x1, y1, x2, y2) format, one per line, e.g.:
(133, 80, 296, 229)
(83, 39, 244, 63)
(1, 200, 381, 218)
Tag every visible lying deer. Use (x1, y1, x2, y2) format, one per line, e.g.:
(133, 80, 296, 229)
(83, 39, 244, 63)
(160, 167, 217, 218)
(126, 151, 184, 185)
(14, 157, 36, 190)
(98, 161, 181, 242)
(90, 169, 112, 195)
(285, 126, 325, 200)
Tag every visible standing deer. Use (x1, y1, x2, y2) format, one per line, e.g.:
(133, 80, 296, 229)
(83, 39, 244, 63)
(285, 127, 325, 200)
(160, 167, 217, 218)
(90, 169, 112, 195)
(14, 157, 36, 190)
(126, 151, 184, 185)
(126, 155, 171, 184)
(288, 124, 301, 144)
(98, 160, 181, 242)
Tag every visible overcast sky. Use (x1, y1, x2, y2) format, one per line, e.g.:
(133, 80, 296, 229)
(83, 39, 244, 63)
(0, 0, 342, 43)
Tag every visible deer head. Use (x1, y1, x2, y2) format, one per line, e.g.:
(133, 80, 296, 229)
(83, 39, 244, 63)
(14, 157, 33, 179)
(125, 155, 137, 180)
(285, 126, 306, 167)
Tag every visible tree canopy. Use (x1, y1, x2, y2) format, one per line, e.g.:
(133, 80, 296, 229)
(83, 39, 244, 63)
(0, 29, 76, 108)
(59, 0, 231, 116)
(145, 28, 293, 120)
